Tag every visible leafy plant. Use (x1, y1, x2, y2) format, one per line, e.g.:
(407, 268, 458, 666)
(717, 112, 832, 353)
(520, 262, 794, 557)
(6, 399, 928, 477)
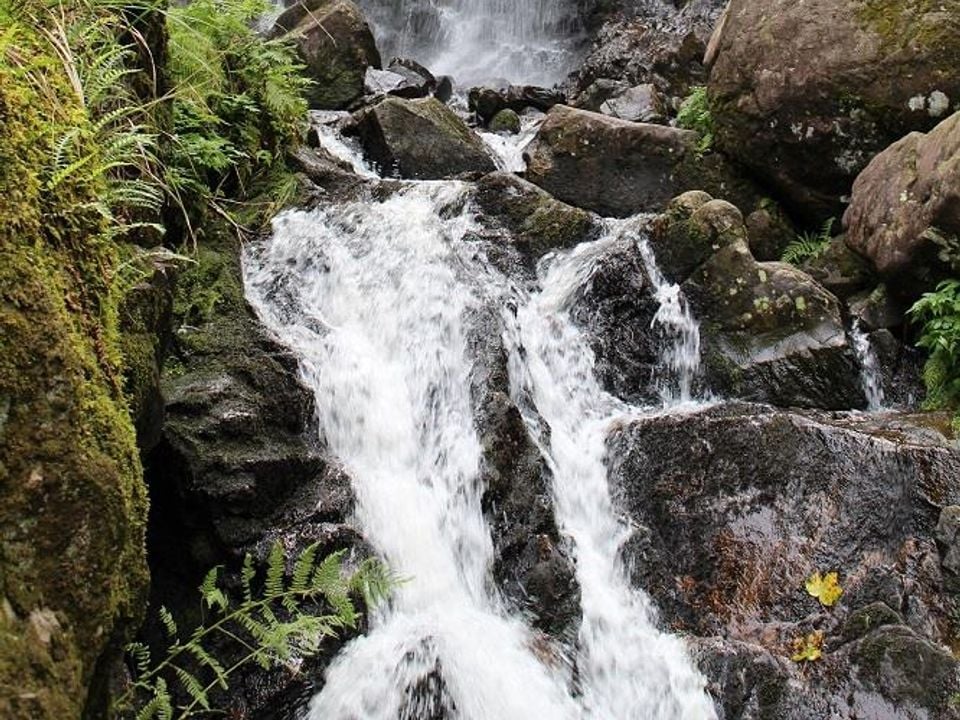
(908, 279, 960, 416)
(781, 217, 836, 265)
(677, 85, 714, 154)
(115, 542, 394, 720)
(805, 570, 843, 608)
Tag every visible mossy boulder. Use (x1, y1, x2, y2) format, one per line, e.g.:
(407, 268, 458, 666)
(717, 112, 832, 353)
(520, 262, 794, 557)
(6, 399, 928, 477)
(274, 0, 381, 110)
(525, 105, 761, 217)
(473, 172, 598, 263)
(708, 0, 960, 221)
(650, 192, 747, 283)
(352, 96, 495, 179)
(489, 108, 521, 134)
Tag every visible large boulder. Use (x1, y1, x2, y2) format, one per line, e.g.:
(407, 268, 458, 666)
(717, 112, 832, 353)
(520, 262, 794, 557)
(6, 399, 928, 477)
(352, 96, 495, 179)
(525, 105, 756, 217)
(609, 403, 960, 718)
(708, 0, 960, 221)
(274, 0, 381, 110)
(651, 193, 866, 408)
(844, 110, 960, 297)
(473, 172, 598, 268)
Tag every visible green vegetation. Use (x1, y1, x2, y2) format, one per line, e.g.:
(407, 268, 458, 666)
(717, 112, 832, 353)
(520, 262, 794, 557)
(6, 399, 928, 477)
(677, 85, 714, 154)
(115, 543, 394, 720)
(909, 279, 960, 429)
(781, 217, 836, 265)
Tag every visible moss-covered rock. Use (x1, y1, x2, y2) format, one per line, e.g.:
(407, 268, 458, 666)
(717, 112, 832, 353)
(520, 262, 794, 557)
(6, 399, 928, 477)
(274, 0, 381, 110)
(489, 108, 521, 134)
(352, 96, 496, 179)
(473, 172, 598, 263)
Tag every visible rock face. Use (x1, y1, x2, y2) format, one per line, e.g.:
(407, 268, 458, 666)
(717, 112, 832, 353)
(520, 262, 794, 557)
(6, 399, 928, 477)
(844, 110, 960, 297)
(599, 83, 667, 124)
(609, 403, 960, 719)
(352, 96, 495, 179)
(274, 0, 381, 110)
(146, 235, 362, 716)
(708, 0, 960, 221)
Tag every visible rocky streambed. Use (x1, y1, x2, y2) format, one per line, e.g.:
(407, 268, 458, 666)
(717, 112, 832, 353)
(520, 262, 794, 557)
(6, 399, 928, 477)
(142, 0, 960, 718)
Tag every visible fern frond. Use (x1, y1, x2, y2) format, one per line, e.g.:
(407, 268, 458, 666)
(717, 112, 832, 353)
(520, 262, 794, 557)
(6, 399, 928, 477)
(158, 606, 178, 640)
(264, 541, 286, 598)
(174, 665, 210, 710)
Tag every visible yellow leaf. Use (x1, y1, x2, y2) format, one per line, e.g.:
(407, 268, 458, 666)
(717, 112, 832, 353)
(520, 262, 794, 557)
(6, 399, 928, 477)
(805, 571, 843, 607)
(790, 630, 824, 663)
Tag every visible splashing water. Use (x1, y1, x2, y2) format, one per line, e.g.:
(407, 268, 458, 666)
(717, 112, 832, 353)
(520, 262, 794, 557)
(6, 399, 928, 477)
(850, 320, 886, 411)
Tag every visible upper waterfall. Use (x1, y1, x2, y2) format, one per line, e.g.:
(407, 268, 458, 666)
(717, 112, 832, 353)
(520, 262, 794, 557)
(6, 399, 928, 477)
(357, 0, 585, 86)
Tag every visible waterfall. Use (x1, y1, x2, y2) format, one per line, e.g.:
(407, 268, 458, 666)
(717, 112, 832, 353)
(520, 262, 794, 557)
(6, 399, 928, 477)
(850, 320, 886, 411)
(357, 0, 583, 86)
(243, 129, 716, 715)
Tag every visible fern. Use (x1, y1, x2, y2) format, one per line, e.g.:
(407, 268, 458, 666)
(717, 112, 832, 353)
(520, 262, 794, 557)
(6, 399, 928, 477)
(909, 279, 960, 416)
(781, 217, 836, 265)
(677, 85, 714, 154)
(114, 543, 395, 719)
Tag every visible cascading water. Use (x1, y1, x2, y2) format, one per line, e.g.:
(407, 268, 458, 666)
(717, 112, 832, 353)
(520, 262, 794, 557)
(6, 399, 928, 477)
(357, 0, 584, 86)
(850, 320, 886, 411)
(244, 116, 717, 715)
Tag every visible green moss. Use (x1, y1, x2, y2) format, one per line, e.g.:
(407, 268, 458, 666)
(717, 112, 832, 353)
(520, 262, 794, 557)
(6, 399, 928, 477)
(857, 0, 960, 58)
(0, 20, 149, 718)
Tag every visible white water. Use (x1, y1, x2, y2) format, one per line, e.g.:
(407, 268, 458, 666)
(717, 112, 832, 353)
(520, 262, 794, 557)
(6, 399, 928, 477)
(359, 0, 582, 87)
(504, 233, 716, 719)
(478, 112, 545, 172)
(850, 320, 886, 411)
(244, 152, 716, 717)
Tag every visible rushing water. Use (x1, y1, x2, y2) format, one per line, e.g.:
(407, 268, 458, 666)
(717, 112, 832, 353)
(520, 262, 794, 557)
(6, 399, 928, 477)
(358, 0, 583, 86)
(244, 114, 716, 717)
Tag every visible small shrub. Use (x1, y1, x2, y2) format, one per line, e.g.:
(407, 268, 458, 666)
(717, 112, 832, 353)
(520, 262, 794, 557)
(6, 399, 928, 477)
(677, 85, 714, 154)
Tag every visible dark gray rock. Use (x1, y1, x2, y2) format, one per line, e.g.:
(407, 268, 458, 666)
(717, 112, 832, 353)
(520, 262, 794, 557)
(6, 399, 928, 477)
(273, 0, 381, 110)
(746, 201, 797, 262)
(467, 306, 580, 638)
(610, 402, 960, 718)
(936, 505, 960, 592)
(468, 85, 565, 124)
(351, 96, 495, 179)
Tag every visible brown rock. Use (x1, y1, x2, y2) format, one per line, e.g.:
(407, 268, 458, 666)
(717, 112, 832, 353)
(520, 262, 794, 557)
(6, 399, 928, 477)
(844, 110, 960, 297)
(709, 0, 960, 221)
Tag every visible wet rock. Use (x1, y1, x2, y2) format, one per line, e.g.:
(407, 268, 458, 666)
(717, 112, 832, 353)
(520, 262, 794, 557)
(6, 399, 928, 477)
(364, 58, 436, 99)
(274, 0, 381, 110)
(468, 84, 565, 124)
(708, 0, 960, 222)
(489, 108, 521, 134)
(610, 402, 960, 718)
(433, 75, 454, 103)
(473, 172, 598, 268)
(352, 96, 495, 179)
(745, 201, 797, 262)
(145, 236, 362, 716)
(524, 105, 759, 217)
(843, 110, 960, 298)
(567, 237, 665, 405)
(936, 505, 960, 592)
(848, 285, 906, 332)
(864, 328, 925, 409)
(599, 83, 667, 124)
(466, 307, 580, 637)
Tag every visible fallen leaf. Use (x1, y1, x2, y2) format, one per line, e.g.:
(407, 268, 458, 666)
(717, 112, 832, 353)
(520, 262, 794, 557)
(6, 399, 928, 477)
(805, 570, 843, 607)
